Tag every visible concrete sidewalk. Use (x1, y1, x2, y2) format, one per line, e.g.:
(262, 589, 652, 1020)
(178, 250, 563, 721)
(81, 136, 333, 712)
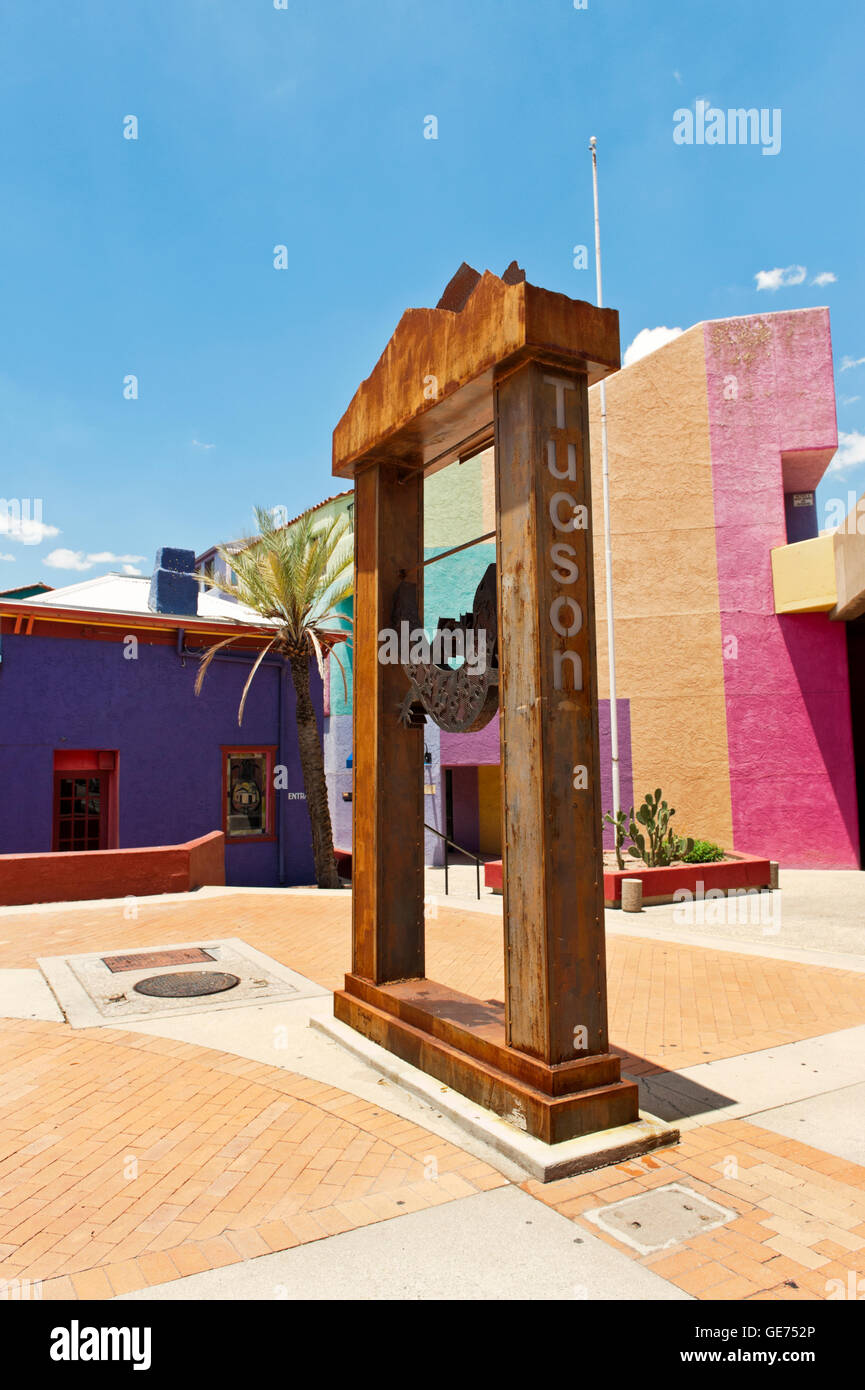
(117, 1186, 690, 1301)
(424, 866, 865, 965)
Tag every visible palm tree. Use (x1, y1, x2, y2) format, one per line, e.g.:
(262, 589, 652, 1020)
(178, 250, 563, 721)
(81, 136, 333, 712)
(196, 505, 352, 890)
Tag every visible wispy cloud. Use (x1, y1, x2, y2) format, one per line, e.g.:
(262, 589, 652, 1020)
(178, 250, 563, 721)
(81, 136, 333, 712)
(0, 516, 60, 544)
(623, 326, 684, 367)
(754, 265, 807, 291)
(828, 431, 865, 475)
(0, 553, 15, 562)
(754, 265, 836, 291)
(673, 70, 682, 84)
(841, 355, 865, 372)
(192, 439, 215, 450)
(44, 549, 146, 572)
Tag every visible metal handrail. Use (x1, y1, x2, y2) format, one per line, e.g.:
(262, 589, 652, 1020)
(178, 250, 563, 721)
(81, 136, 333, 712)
(425, 822, 482, 899)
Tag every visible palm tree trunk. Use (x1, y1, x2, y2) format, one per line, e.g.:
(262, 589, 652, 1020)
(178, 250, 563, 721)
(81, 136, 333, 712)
(288, 653, 341, 890)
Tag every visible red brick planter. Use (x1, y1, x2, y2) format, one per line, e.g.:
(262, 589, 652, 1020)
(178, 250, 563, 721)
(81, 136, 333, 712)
(484, 860, 503, 893)
(485, 852, 774, 906)
(603, 852, 772, 907)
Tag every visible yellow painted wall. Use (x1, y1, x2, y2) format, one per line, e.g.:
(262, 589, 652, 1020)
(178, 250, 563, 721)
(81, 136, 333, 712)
(771, 535, 837, 614)
(588, 326, 735, 848)
(477, 763, 501, 856)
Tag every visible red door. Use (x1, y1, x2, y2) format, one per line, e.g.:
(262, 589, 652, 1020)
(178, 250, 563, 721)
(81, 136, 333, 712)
(53, 772, 109, 852)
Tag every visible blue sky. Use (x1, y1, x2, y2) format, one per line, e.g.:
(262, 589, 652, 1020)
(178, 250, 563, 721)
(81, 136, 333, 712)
(1, 0, 863, 581)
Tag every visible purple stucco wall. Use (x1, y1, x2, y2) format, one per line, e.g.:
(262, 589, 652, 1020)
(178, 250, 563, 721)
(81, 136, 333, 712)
(0, 631, 319, 887)
(439, 712, 501, 768)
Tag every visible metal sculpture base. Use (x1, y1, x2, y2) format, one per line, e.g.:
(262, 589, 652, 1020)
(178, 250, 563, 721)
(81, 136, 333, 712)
(334, 973, 641, 1146)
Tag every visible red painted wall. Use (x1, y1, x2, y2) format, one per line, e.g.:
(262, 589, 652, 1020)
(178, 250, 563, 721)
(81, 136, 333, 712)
(0, 830, 225, 907)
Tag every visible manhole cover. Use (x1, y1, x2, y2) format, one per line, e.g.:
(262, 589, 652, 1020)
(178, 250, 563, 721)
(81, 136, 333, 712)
(103, 948, 216, 973)
(133, 971, 240, 998)
(584, 1183, 735, 1255)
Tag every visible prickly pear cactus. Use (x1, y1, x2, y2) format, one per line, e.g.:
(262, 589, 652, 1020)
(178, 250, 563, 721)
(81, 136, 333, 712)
(627, 789, 693, 867)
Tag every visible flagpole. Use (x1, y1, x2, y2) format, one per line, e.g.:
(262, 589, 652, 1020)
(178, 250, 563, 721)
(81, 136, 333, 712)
(589, 135, 621, 820)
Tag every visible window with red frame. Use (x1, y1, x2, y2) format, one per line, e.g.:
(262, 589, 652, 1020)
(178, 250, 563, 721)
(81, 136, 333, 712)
(223, 748, 275, 841)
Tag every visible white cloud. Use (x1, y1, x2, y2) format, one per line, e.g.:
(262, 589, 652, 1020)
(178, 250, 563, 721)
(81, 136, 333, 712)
(121, 563, 144, 576)
(754, 265, 807, 292)
(623, 326, 684, 367)
(0, 514, 60, 544)
(44, 549, 90, 570)
(0, 553, 15, 562)
(841, 395, 861, 406)
(44, 549, 92, 571)
(673, 70, 682, 84)
(192, 438, 215, 449)
(841, 355, 865, 372)
(828, 431, 865, 475)
(811, 271, 837, 286)
(44, 549, 146, 571)
(86, 551, 146, 564)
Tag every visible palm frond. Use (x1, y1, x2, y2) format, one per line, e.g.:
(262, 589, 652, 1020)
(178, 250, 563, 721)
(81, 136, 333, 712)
(194, 635, 243, 695)
(197, 504, 354, 723)
(237, 637, 279, 727)
(328, 644, 350, 703)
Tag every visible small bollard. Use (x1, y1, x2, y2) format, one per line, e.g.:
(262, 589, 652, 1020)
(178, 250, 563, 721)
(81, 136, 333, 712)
(621, 878, 643, 913)
(769, 861, 779, 890)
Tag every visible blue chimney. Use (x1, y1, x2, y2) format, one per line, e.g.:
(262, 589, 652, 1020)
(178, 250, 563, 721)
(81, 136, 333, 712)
(147, 548, 198, 616)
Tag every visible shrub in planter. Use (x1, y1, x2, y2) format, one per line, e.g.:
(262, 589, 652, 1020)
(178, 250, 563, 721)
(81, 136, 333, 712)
(682, 839, 726, 864)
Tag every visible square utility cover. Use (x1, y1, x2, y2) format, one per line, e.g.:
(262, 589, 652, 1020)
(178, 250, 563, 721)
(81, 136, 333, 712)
(584, 1183, 735, 1255)
(38, 937, 328, 1028)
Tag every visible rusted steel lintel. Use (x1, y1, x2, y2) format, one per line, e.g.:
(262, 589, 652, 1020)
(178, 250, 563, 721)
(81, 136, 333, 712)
(353, 422, 495, 484)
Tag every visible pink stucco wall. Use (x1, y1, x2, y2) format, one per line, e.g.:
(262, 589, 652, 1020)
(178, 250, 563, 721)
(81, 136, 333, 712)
(703, 310, 859, 868)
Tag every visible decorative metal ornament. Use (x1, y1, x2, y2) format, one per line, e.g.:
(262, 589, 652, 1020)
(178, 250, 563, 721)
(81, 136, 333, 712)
(391, 563, 499, 732)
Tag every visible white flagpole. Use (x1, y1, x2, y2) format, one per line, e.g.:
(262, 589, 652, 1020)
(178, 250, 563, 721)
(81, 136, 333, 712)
(589, 135, 620, 820)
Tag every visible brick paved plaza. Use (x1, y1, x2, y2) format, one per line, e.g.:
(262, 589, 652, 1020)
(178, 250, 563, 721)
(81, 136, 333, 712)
(1, 888, 864, 1302)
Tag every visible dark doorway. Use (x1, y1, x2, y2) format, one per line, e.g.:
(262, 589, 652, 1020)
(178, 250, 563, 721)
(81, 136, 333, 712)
(444, 768, 454, 846)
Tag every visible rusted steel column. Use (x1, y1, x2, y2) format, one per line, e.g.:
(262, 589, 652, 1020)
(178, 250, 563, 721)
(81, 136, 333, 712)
(352, 460, 425, 983)
(495, 359, 609, 1064)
